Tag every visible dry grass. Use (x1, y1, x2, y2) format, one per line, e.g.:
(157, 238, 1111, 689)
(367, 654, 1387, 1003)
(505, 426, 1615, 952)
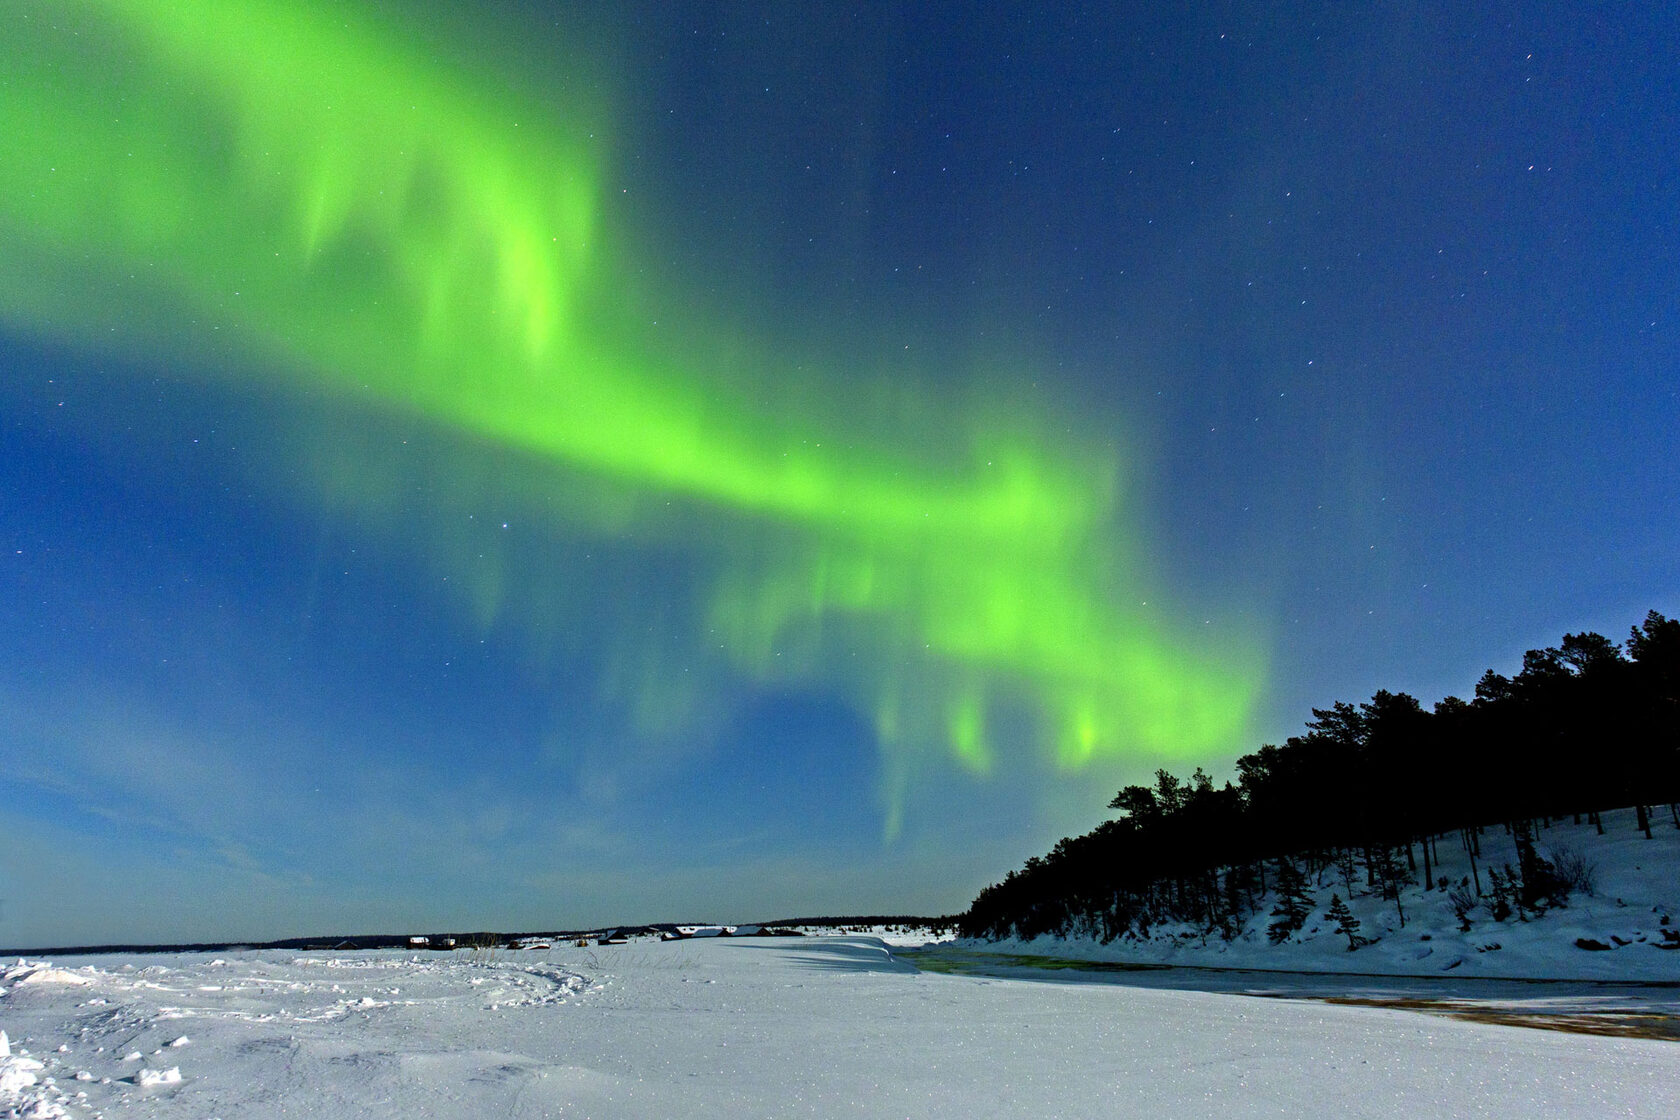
(1315, 996, 1680, 1042)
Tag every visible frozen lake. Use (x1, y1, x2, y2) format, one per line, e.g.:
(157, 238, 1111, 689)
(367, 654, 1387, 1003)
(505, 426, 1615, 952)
(3, 936, 1677, 1118)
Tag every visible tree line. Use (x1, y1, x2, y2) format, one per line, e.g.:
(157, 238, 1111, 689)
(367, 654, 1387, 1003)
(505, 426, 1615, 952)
(960, 611, 1680, 943)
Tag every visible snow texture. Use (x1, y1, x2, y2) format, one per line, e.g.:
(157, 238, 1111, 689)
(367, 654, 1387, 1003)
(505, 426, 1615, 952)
(0, 934, 1676, 1118)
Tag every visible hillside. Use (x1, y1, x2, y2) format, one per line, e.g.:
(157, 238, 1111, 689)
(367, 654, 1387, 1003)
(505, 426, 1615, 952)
(961, 806, 1680, 981)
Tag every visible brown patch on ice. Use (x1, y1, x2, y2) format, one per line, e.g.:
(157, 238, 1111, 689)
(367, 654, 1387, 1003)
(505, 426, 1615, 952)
(1314, 996, 1680, 1042)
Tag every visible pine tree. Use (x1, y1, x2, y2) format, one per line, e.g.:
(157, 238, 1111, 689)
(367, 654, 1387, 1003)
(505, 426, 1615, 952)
(1486, 866, 1515, 921)
(1368, 844, 1411, 927)
(1511, 818, 1566, 909)
(1324, 894, 1369, 950)
(1267, 858, 1314, 943)
(1447, 878, 1478, 931)
(1334, 846, 1358, 895)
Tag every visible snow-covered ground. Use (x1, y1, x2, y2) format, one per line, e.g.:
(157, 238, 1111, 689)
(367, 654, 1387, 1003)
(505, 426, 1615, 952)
(782, 923, 955, 947)
(2, 935, 1677, 1118)
(968, 807, 1680, 982)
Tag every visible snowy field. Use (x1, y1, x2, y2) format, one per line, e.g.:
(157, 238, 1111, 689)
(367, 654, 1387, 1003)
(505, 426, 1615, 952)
(4, 936, 1678, 1118)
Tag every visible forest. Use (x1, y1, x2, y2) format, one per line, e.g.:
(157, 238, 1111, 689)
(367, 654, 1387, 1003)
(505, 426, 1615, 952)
(960, 611, 1680, 944)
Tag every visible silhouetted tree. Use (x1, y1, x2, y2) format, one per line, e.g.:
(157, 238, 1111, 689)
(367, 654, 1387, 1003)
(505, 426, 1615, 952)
(1324, 894, 1369, 950)
(1267, 859, 1314, 943)
(1367, 845, 1410, 927)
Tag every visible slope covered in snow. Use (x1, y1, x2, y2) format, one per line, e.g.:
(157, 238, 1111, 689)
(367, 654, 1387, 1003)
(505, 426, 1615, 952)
(963, 807, 1680, 982)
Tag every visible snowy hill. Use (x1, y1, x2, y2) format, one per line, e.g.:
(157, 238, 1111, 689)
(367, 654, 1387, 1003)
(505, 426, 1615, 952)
(964, 806, 1680, 981)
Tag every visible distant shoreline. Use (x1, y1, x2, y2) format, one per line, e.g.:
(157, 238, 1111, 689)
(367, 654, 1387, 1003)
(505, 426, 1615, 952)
(0, 915, 955, 959)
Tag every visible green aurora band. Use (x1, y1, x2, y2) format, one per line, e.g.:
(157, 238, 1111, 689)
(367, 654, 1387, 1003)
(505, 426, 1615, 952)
(0, 0, 1263, 829)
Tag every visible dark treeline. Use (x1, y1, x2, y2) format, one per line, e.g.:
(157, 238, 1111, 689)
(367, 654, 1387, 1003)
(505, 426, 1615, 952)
(961, 612, 1680, 943)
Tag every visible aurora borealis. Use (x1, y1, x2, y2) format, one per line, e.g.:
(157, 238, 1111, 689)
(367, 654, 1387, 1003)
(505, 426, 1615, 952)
(3, 0, 1677, 945)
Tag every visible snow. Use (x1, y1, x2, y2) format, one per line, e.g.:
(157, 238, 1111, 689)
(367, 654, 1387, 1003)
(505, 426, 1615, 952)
(782, 923, 956, 947)
(0, 935, 1675, 1118)
(133, 1066, 181, 1088)
(966, 808, 1680, 983)
(0, 1030, 47, 1104)
(1, 964, 89, 990)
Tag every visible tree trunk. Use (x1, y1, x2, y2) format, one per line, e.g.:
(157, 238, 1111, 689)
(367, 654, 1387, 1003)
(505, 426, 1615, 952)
(1463, 828, 1482, 896)
(1388, 852, 1407, 928)
(1421, 832, 1432, 892)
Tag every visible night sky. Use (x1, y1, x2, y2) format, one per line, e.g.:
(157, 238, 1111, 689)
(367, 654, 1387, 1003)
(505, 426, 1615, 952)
(2, 0, 1675, 947)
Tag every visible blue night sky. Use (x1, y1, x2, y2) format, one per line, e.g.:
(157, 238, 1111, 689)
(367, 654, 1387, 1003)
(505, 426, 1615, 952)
(2, 0, 1676, 947)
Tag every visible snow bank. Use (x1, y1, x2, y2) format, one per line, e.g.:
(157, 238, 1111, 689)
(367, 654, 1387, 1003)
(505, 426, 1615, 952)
(10, 969, 91, 989)
(0, 1029, 49, 1111)
(2, 961, 92, 988)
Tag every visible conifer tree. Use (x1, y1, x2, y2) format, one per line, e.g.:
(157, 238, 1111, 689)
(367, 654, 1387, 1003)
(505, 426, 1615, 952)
(1324, 894, 1369, 950)
(1267, 858, 1314, 943)
(1334, 847, 1358, 895)
(1511, 818, 1567, 909)
(1486, 867, 1515, 921)
(1368, 844, 1410, 927)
